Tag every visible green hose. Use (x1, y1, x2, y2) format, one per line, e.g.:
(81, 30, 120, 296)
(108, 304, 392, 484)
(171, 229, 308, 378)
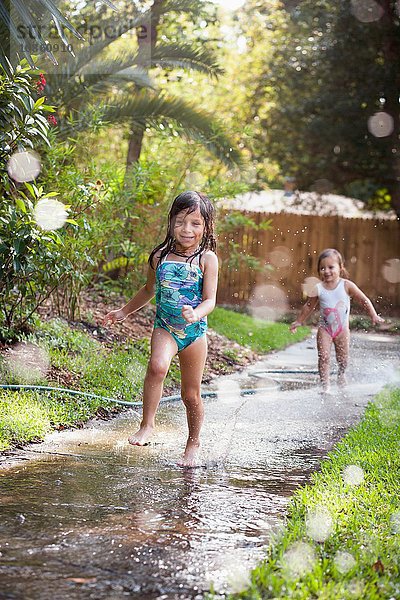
(0, 384, 276, 406)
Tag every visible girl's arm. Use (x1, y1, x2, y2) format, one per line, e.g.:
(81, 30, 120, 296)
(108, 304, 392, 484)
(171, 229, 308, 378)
(181, 251, 219, 323)
(290, 294, 319, 333)
(345, 280, 385, 325)
(103, 263, 156, 326)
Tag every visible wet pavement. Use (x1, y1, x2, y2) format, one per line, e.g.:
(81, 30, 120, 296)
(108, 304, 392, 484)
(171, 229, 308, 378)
(0, 332, 399, 599)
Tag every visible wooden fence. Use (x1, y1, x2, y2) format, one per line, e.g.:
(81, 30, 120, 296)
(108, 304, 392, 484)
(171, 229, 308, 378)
(217, 211, 400, 313)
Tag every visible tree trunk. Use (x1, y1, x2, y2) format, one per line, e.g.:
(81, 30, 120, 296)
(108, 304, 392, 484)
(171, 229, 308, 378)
(381, 0, 400, 217)
(126, 128, 144, 168)
(124, 0, 162, 174)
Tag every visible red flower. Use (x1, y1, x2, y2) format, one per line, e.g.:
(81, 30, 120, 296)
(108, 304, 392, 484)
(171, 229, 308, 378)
(47, 115, 58, 127)
(36, 73, 46, 93)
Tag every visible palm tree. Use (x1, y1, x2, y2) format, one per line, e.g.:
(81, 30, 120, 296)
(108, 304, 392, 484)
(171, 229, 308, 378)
(43, 0, 242, 168)
(0, 0, 116, 70)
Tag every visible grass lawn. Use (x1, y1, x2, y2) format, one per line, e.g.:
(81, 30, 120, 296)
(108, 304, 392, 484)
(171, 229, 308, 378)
(0, 308, 309, 451)
(225, 386, 400, 600)
(208, 307, 309, 353)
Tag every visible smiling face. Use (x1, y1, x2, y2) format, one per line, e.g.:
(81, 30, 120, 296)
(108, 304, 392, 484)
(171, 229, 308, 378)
(173, 207, 205, 253)
(318, 255, 341, 286)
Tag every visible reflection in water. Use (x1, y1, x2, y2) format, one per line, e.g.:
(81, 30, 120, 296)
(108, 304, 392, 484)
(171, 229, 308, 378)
(0, 436, 319, 599)
(0, 333, 398, 599)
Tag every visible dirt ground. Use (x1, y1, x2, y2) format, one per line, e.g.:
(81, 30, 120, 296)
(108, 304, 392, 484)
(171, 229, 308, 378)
(37, 287, 259, 388)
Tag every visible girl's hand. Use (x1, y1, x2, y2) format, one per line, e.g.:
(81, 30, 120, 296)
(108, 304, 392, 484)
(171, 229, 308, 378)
(181, 305, 199, 323)
(290, 321, 301, 334)
(372, 315, 385, 326)
(103, 309, 125, 326)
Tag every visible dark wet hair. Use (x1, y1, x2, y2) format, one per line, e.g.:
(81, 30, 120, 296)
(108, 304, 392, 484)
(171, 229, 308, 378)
(149, 191, 216, 269)
(317, 248, 349, 278)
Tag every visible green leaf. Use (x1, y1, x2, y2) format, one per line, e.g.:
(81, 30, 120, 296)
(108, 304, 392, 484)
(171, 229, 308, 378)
(15, 197, 26, 213)
(33, 96, 46, 109)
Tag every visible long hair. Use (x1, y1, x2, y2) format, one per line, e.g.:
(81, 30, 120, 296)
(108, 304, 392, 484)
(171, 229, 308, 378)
(317, 248, 349, 278)
(149, 191, 216, 269)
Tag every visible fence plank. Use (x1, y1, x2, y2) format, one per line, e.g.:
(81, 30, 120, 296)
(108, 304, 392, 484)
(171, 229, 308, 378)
(217, 211, 400, 312)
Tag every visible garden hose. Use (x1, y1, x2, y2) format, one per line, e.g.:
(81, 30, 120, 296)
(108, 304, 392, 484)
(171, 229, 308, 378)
(0, 383, 280, 406)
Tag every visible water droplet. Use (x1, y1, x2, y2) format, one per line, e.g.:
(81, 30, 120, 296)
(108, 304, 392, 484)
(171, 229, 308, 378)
(301, 277, 320, 298)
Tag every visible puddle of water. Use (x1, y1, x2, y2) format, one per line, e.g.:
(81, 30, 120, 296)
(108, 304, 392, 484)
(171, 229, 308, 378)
(0, 333, 398, 599)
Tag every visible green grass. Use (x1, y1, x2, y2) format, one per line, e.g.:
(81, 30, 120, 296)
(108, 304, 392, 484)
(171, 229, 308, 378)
(225, 386, 400, 600)
(208, 307, 310, 353)
(0, 318, 180, 451)
(0, 307, 310, 451)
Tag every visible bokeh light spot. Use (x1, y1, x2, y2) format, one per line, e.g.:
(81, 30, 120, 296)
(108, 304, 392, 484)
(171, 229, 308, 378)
(302, 277, 320, 298)
(342, 464, 365, 486)
(7, 151, 41, 182)
(306, 506, 333, 542)
(185, 171, 207, 189)
(248, 283, 289, 321)
(382, 258, 400, 283)
(334, 550, 357, 574)
(269, 246, 292, 270)
(4, 342, 50, 383)
(34, 198, 68, 230)
(368, 112, 394, 138)
(390, 510, 400, 533)
(281, 541, 316, 578)
(351, 0, 384, 22)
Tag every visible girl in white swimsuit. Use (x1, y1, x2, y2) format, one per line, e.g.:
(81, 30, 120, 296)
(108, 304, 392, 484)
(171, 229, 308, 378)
(291, 248, 384, 392)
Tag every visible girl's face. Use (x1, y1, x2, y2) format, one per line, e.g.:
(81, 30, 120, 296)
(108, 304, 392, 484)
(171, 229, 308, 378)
(173, 207, 205, 251)
(319, 256, 341, 284)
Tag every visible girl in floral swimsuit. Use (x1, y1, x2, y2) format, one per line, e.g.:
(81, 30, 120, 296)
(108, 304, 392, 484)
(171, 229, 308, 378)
(103, 191, 218, 467)
(291, 248, 384, 393)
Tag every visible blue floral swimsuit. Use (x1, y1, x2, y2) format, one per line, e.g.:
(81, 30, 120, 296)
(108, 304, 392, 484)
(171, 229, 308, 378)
(154, 253, 207, 352)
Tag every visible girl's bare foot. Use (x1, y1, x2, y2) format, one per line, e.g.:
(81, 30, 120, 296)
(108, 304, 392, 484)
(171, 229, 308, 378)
(128, 424, 154, 446)
(337, 372, 347, 388)
(177, 440, 201, 468)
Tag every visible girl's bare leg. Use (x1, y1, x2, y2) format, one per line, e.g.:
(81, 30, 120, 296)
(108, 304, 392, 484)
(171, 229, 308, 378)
(317, 327, 333, 392)
(177, 335, 208, 467)
(128, 328, 177, 446)
(334, 329, 350, 387)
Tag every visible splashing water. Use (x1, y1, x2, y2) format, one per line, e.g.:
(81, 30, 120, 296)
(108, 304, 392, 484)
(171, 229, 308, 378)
(306, 506, 333, 542)
(34, 198, 68, 231)
(7, 150, 41, 182)
(342, 465, 365, 486)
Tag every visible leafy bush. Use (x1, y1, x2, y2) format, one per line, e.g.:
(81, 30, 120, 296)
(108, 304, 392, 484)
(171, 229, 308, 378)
(0, 63, 72, 338)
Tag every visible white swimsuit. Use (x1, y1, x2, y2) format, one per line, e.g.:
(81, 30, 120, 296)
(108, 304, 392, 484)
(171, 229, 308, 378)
(317, 278, 350, 339)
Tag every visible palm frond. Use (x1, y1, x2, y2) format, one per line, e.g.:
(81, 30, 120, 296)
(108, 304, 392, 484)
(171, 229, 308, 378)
(101, 90, 242, 167)
(151, 43, 223, 77)
(0, 0, 116, 68)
